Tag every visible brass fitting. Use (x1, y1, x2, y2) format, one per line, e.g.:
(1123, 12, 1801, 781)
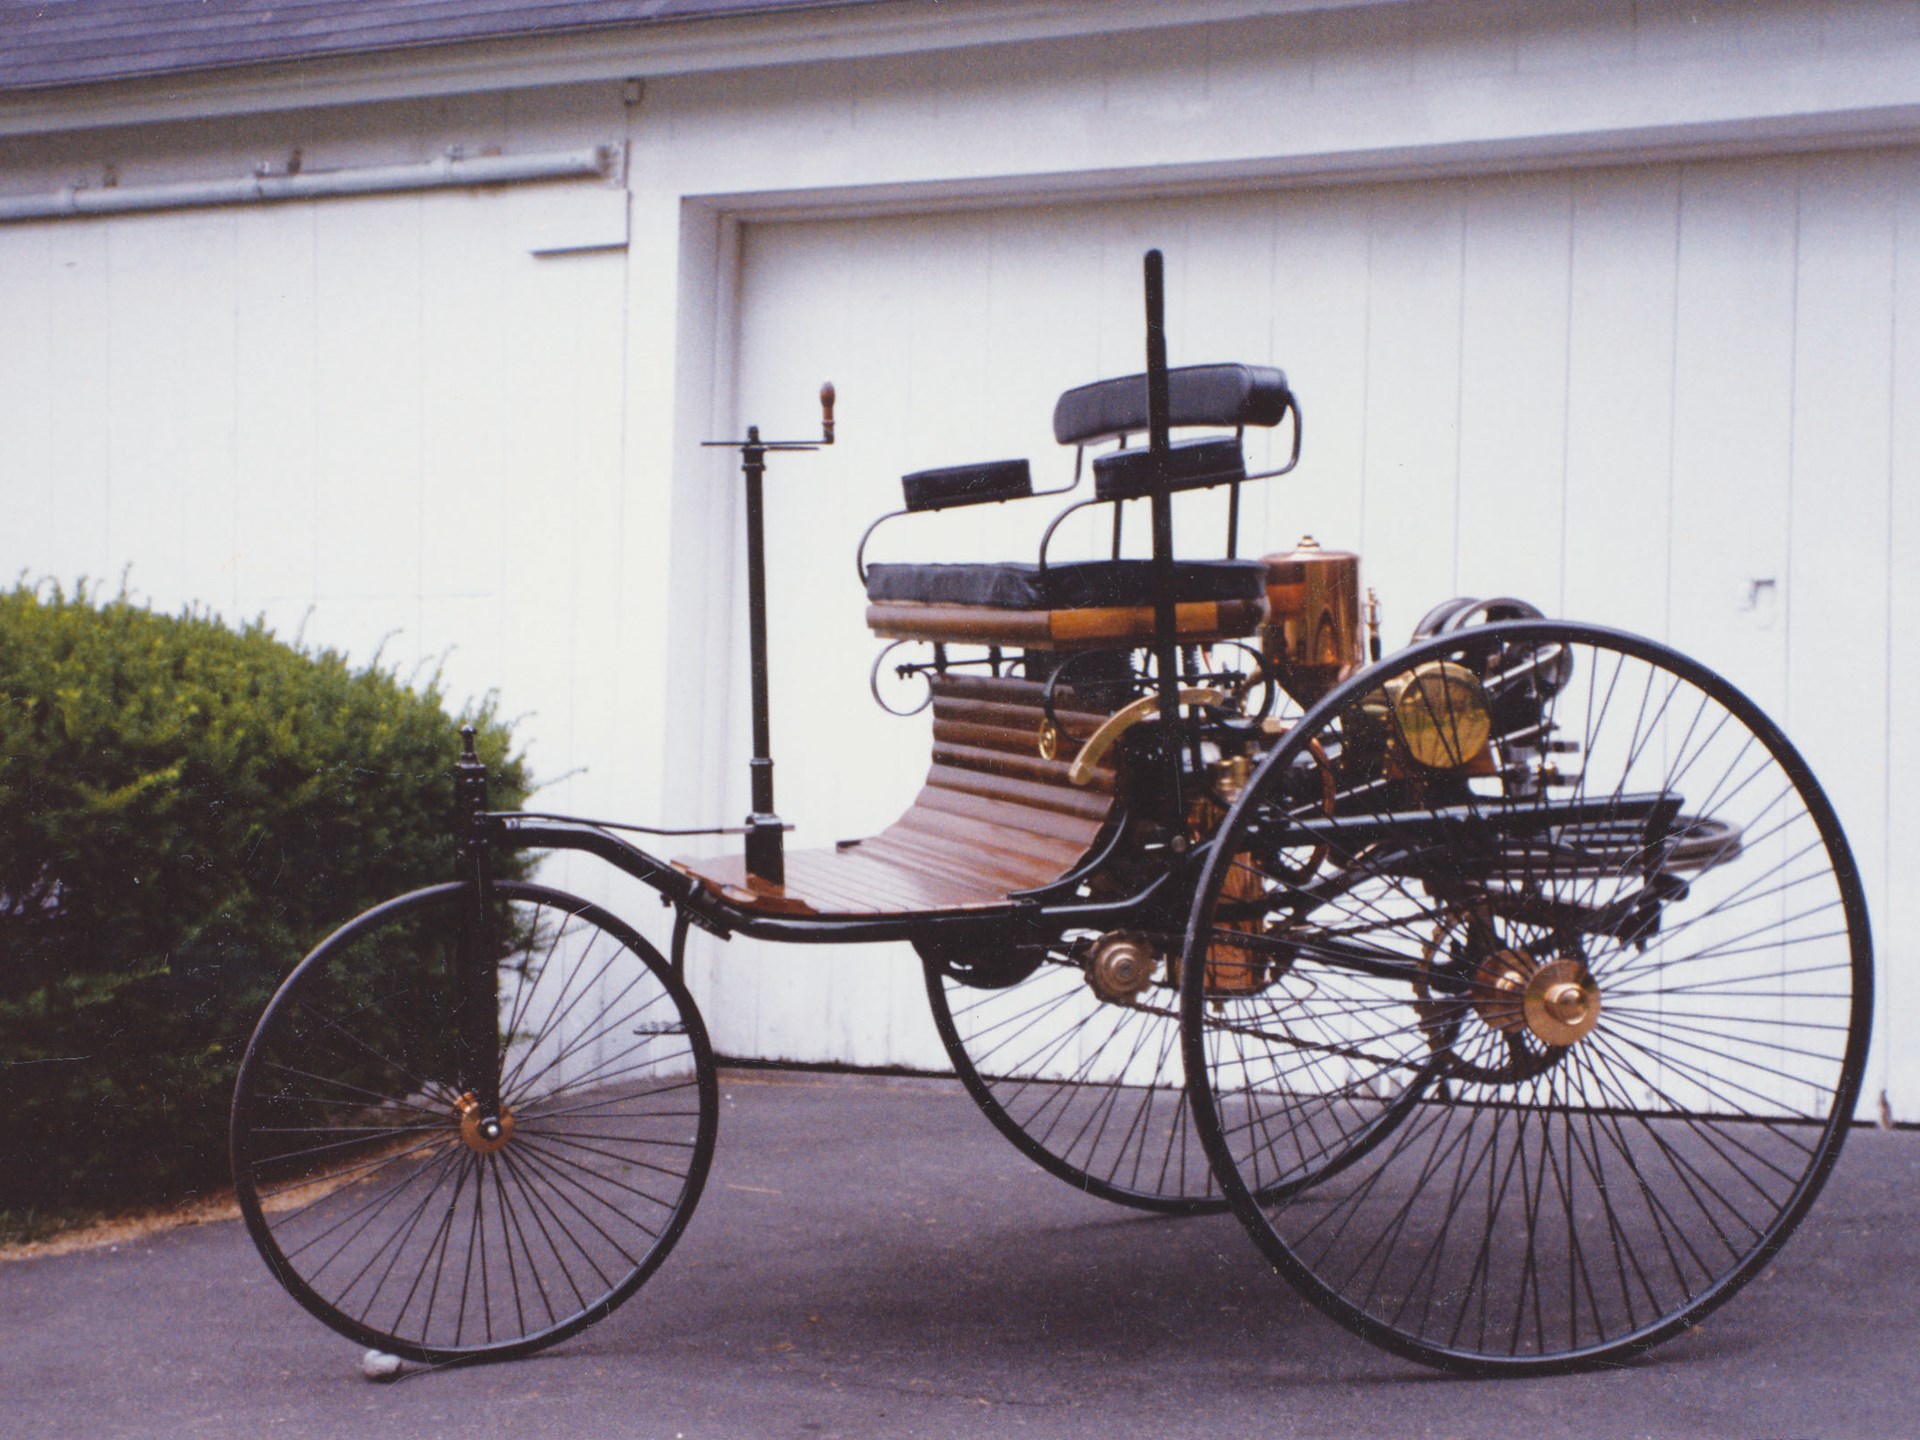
(1085, 932, 1159, 1004)
(455, 1092, 516, 1155)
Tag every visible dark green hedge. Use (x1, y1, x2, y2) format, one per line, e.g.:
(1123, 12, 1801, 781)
(0, 582, 529, 1208)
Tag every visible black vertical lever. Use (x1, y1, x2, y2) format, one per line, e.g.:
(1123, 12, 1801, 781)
(1142, 250, 1183, 812)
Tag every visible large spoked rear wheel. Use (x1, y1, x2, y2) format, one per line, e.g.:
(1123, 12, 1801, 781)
(231, 880, 718, 1365)
(921, 644, 1401, 1215)
(925, 939, 1226, 1213)
(1181, 621, 1872, 1373)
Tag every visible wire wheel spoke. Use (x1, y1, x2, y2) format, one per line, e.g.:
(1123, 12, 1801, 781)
(232, 881, 717, 1364)
(1180, 621, 1870, 1374)
(920, 663, 1412, 1213)
(927, 945, 1221, 1212)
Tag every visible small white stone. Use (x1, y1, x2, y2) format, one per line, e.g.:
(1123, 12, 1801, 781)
(360, 1349, 403, 1381)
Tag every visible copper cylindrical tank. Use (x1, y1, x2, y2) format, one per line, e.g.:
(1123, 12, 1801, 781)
(1262, 535, 1363, 705)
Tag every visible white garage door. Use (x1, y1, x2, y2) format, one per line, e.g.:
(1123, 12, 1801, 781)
(693, 149, 1920, 1118)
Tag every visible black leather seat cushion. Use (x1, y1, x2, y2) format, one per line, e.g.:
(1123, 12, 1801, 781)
(1093, 436, 1245, 501)
(864, 558, 1268, 610)
(1053, 363, 1292, 446)
(901, 458, 1032, 512)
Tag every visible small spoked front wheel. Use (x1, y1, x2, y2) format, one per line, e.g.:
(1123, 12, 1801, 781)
(1182, 621, 1872, 1374)
(231, 880, 717, 1365)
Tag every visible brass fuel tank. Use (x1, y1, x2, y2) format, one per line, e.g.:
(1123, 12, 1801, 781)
(1261, 536, 1363, 705)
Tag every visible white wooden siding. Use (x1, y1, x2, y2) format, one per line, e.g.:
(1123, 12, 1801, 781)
(0, 184, 638, 914)
(698, 149, 1919, 1112)
(4, 0, 1920, 1115)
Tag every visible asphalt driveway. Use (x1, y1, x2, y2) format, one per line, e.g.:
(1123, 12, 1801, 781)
(2, 1069, 1914, 1440)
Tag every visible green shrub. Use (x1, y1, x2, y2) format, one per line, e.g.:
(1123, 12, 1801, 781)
(0, 581, 530, 1209)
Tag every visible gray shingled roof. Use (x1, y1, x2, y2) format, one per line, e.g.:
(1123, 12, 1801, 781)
(0, 0, 880, 92)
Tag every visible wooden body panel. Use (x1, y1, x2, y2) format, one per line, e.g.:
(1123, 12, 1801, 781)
(865, 596, 1266, 648)
(673, 673, 1119, 917)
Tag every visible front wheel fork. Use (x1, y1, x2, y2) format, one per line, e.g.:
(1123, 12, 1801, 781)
(452, 861, 505, 1126)
(452, 724, 504, 1129)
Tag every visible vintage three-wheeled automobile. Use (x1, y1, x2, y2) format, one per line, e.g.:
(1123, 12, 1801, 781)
(230, 250, 1871, 1375)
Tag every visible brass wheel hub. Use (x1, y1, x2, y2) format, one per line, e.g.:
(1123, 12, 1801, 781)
(1474, 950, 1602, 1048)
(1523, 958, 1603, 1047)
(455, 1092, 516, 1154)
(1085, 931, 1159, 1004)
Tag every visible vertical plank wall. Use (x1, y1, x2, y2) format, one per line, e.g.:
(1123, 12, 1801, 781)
(1, 147, 1913, 1114)
(0, 184, 633, 903)
(708, 148, 1919, 1116)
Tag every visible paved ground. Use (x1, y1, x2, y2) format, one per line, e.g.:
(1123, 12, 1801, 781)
(2, 1068, 1915, 1440)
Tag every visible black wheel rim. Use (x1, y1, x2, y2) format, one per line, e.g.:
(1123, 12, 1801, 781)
(924, 639, 1411, 1216)
(927, 943, 1226, 1213)
(231, 881, 718, 1364)
(1181, 620, 1872, 1374)
(926, 929, 1422, 1214)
